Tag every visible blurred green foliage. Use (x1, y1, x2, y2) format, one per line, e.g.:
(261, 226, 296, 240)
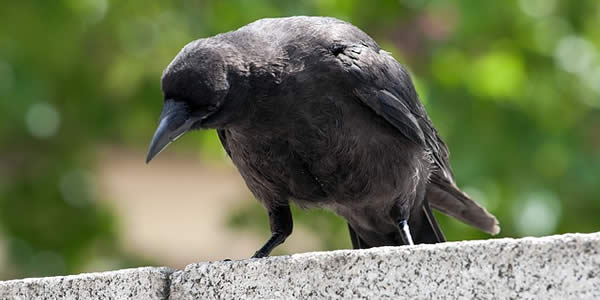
(1, 0, 599, 279)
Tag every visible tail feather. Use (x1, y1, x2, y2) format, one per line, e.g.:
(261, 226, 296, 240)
(346, 199, 445, 248)
(410, 199, 445, 244)
(427, 177, 500, 235)
(420, 200, 446, 243)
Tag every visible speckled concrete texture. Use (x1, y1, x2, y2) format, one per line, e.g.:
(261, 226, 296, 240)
(169, 233, 600, 300)
(1, 233, 599, 299)
(0, 267, 172, 300)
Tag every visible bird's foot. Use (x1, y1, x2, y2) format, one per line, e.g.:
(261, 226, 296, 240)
(251, 251, 269, 259)
(398, 219, 414, 245)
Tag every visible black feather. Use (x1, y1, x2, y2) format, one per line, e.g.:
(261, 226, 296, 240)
(154, 16, 500, 257)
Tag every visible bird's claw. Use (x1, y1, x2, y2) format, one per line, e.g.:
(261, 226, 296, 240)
(251, 251, 268, 259)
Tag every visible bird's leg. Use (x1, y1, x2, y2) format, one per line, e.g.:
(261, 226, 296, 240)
(392, 200, 415, 246)
(347, 223, 363, 249)
(348, 223, 373, 249)
(252, 204, 293, 258)
(398, 219, 414, 245)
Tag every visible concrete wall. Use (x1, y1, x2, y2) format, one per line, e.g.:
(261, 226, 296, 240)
(1, 232, 599, 299)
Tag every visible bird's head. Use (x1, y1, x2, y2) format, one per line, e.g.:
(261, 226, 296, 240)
(146, 39, 247, 163)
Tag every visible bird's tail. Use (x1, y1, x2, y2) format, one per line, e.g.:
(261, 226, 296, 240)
(347, 200, 445, 249)
(410, 199, 445, 244)
(427, 176, 500, 235)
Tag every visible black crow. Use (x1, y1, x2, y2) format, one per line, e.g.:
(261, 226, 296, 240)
(146, 16, 499, 258)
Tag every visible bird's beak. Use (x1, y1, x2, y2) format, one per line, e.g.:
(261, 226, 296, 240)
(146, 99, 195, 164)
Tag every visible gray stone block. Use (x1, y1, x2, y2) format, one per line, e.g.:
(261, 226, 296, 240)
(1, 233, 599, 299)
(0, 267, 172, 300)
(170, 233, 600, 299)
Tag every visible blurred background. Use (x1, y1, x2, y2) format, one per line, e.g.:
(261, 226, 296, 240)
(1, 0, 599, 280)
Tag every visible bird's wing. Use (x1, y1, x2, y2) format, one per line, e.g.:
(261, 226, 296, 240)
(336, 44, 426, 147)
(336, 44, 499, 235)
(336, 43, 449, 177)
